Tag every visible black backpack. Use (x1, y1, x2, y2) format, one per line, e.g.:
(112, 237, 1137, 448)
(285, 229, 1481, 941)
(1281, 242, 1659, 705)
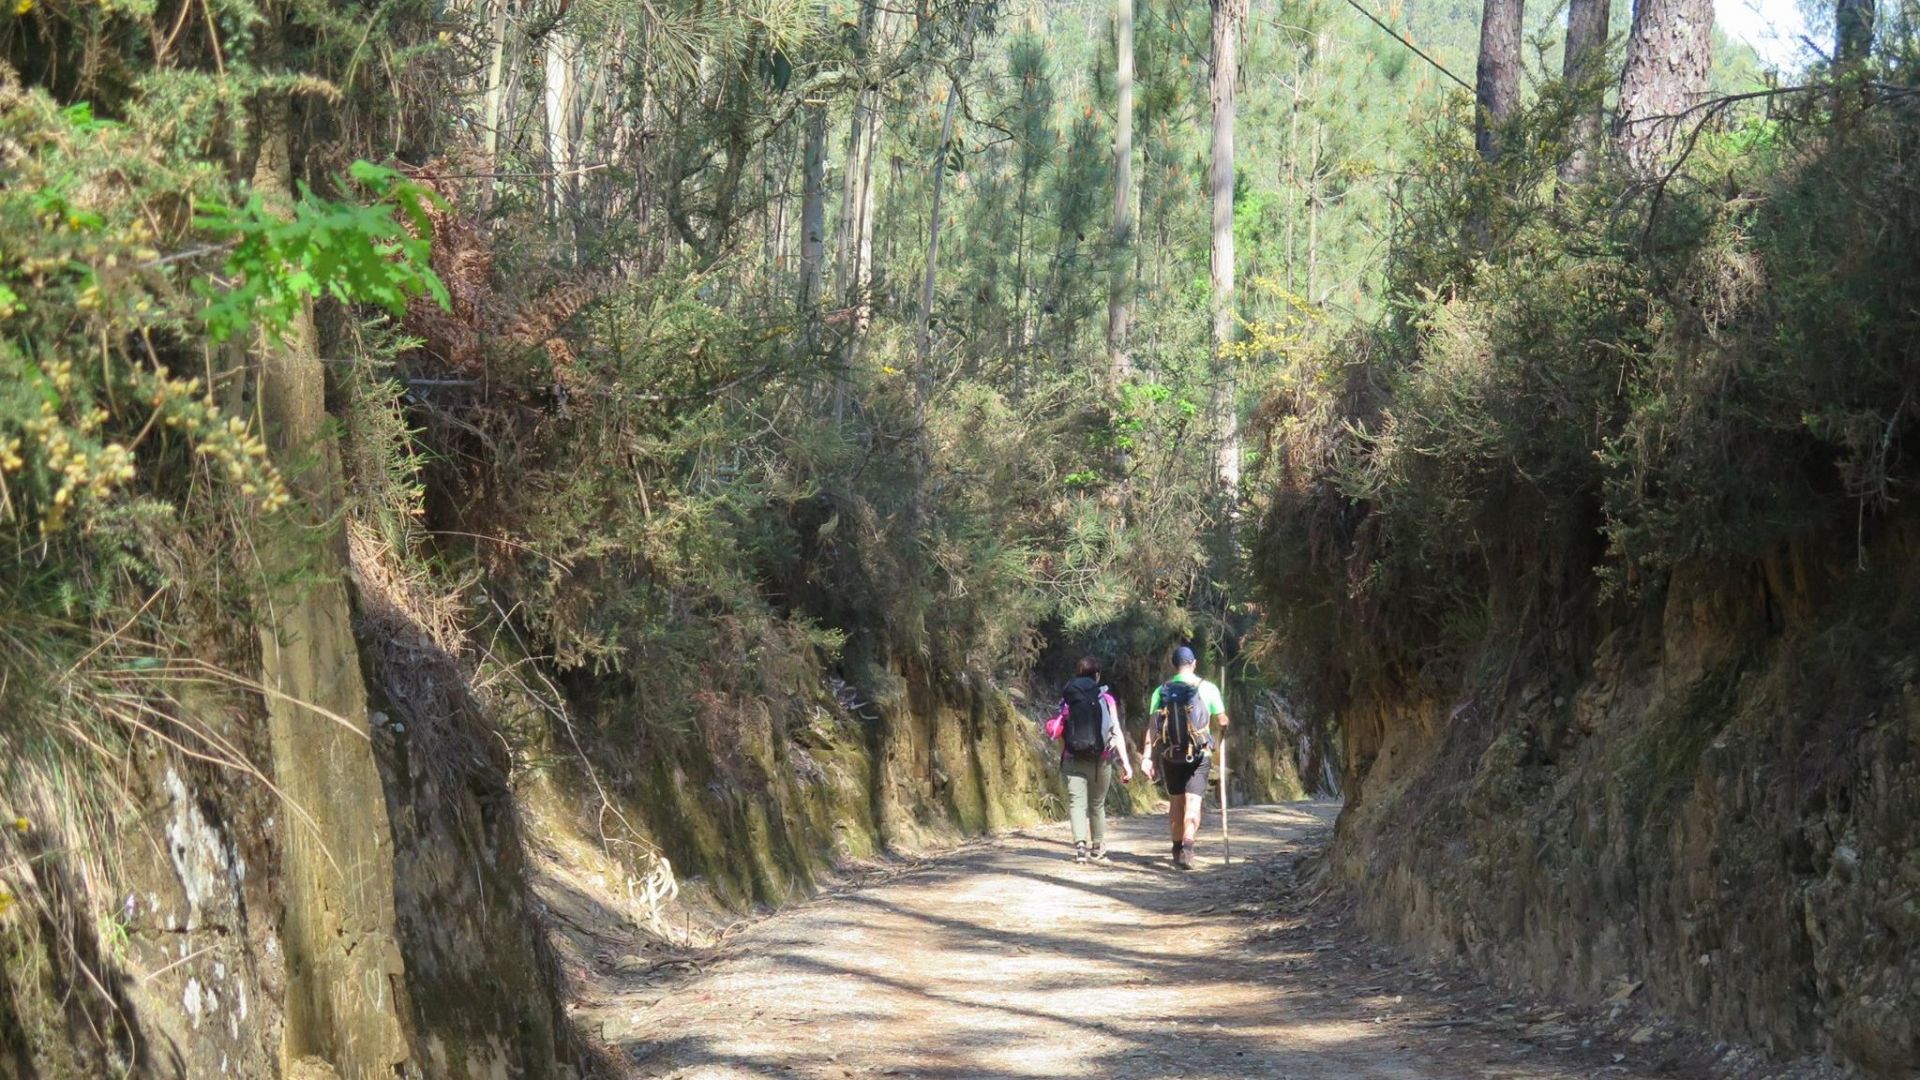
(1156, 680, 1211, 763)
(1062, 677, 1106, 760)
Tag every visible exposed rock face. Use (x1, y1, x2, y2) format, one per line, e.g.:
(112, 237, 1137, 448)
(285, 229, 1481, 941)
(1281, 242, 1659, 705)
(1332, 526, 1920, 1075)
(352, 534, 571, 1080)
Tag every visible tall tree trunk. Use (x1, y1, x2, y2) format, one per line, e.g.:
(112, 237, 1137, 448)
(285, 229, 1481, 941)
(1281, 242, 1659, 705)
(1836, 0, 1874, 65)
(631, 20, 657, 271)
(1834, 0, 1875, 119)
(1305, 47, 1325, 303)
(1616, 0, 1713, 172)
(800, 105, 828, 333)
(479, 0, 514, 216)
(834, 102, 880, 421)
(916, 5, 983, 522)
(1558, 0, 1610, 187)
(917, 71, 967, 364)
(573, 31, 618, 262)
(852, 105, 880, 319)
(1154, 164, 1169, 294)
(252, 93, 415, 1080)
(758, 149, 774, 290)
(1012, 172, 1030, 352)
(1135, 132, 1155, 311)
(1307, 120, 1321, 305)
(1209, 0, 1243, 501)
(543, 29, 578, 246)
(1474, 0, 1525, 163)
(834, 0, 880, 309)
(1284, 82, 1298, 295)
(834, 101, 871, 307)
(879, 150, 905, 307)
(834, 0, 881, 422)
(1106, 0, 1137, 382)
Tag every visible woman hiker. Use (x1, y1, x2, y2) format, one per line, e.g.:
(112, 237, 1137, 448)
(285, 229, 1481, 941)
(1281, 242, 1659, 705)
(1046, 656, 1134, 863)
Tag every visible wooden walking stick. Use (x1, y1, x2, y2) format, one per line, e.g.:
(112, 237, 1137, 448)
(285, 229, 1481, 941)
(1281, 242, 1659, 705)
(1217, 733, 1231, 866)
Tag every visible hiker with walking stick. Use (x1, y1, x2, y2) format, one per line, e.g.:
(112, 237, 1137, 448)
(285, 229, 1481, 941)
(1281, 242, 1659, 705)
(1139, 646, 1229, 871)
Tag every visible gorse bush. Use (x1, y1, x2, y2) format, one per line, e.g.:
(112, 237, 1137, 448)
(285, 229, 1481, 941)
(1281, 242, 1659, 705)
(444, 249, 1216, 695)
(1251, 65, 1920, 713)
(0, 66, 450, 1040)
(0, 89, 283, 550)
(1596, 108, 1920, 576)
(0, 71, 447, 612)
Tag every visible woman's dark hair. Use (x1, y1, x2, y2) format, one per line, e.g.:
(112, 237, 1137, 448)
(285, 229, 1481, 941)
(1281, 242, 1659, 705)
(1075, 656, 1102, 678)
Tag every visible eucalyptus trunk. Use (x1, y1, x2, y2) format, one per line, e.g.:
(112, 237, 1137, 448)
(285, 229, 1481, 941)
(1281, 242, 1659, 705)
(834, 0, 880, 314)
(1283, 80, 1298, 294)
(542, 29, 579, 248)
(479, 0, 513, 215)
(1307, 120, 1321, 305)
(833, 0, 881, 420)
(916, 5, 984, 526)
(1209, 0, 1243, 501)
(1106, 0, 1136, 382)
(916, 81, 964, 365)
(1012, 171, 1031, 351)
(851, 105, 880, 318)
(1136, 131, 1155, 307)
(800, 105, 828, 345)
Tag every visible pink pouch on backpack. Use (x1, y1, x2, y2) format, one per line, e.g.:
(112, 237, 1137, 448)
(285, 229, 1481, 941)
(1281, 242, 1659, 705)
(1043, 705, 1066, 740)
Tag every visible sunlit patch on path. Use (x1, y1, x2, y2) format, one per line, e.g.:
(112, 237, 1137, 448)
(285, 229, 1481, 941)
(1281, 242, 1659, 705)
(596, 804, 1693, 1079)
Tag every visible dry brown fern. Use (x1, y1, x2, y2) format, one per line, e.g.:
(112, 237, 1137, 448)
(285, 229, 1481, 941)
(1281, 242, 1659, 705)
(507, 279, 600, 349)
(398, 161, 609, 380)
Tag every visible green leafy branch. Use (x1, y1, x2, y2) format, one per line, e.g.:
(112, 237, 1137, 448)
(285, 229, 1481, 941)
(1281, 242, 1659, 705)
(194, 160, 450, 343)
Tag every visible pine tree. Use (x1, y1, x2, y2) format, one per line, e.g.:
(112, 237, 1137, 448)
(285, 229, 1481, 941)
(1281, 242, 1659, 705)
(1474, 0, 1525, 163)
(1558, 0, 1610, 185)
(1616, 0, 1714, 171)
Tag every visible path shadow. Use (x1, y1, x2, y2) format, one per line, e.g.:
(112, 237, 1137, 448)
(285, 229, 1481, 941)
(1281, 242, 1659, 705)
(606, 801, 1670, 1080)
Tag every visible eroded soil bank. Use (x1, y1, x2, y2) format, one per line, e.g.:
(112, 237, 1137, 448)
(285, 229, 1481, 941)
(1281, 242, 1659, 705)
(1330, 529, 1920, 1076)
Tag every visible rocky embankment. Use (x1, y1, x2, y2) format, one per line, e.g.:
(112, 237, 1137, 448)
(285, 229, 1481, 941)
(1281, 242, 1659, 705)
(4, 515, 1319, 1078)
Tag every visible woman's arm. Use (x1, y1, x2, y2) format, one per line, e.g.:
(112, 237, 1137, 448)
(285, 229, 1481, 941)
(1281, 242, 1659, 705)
(1140, 688, 1161, 776)
(1100, 693, 1132, 777)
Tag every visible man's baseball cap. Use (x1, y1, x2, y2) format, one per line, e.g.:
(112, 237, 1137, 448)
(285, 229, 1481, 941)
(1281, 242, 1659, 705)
(1172, 645, 1197, 666)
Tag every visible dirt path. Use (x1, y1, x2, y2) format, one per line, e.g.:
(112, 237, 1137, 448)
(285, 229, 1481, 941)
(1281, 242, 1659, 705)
(579, 804, 1772, 1079)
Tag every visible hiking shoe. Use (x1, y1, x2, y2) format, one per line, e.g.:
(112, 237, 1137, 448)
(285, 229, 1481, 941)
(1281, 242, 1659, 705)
(1073, 842, 1089, 864)
(1175, 842, 1196, 871)
(1087, 846, 1110, 864)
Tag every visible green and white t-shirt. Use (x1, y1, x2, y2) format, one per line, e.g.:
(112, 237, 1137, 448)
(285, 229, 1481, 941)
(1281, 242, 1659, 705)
(1146, 672, 1226, 718)
(1146, 672, 1226, 756)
